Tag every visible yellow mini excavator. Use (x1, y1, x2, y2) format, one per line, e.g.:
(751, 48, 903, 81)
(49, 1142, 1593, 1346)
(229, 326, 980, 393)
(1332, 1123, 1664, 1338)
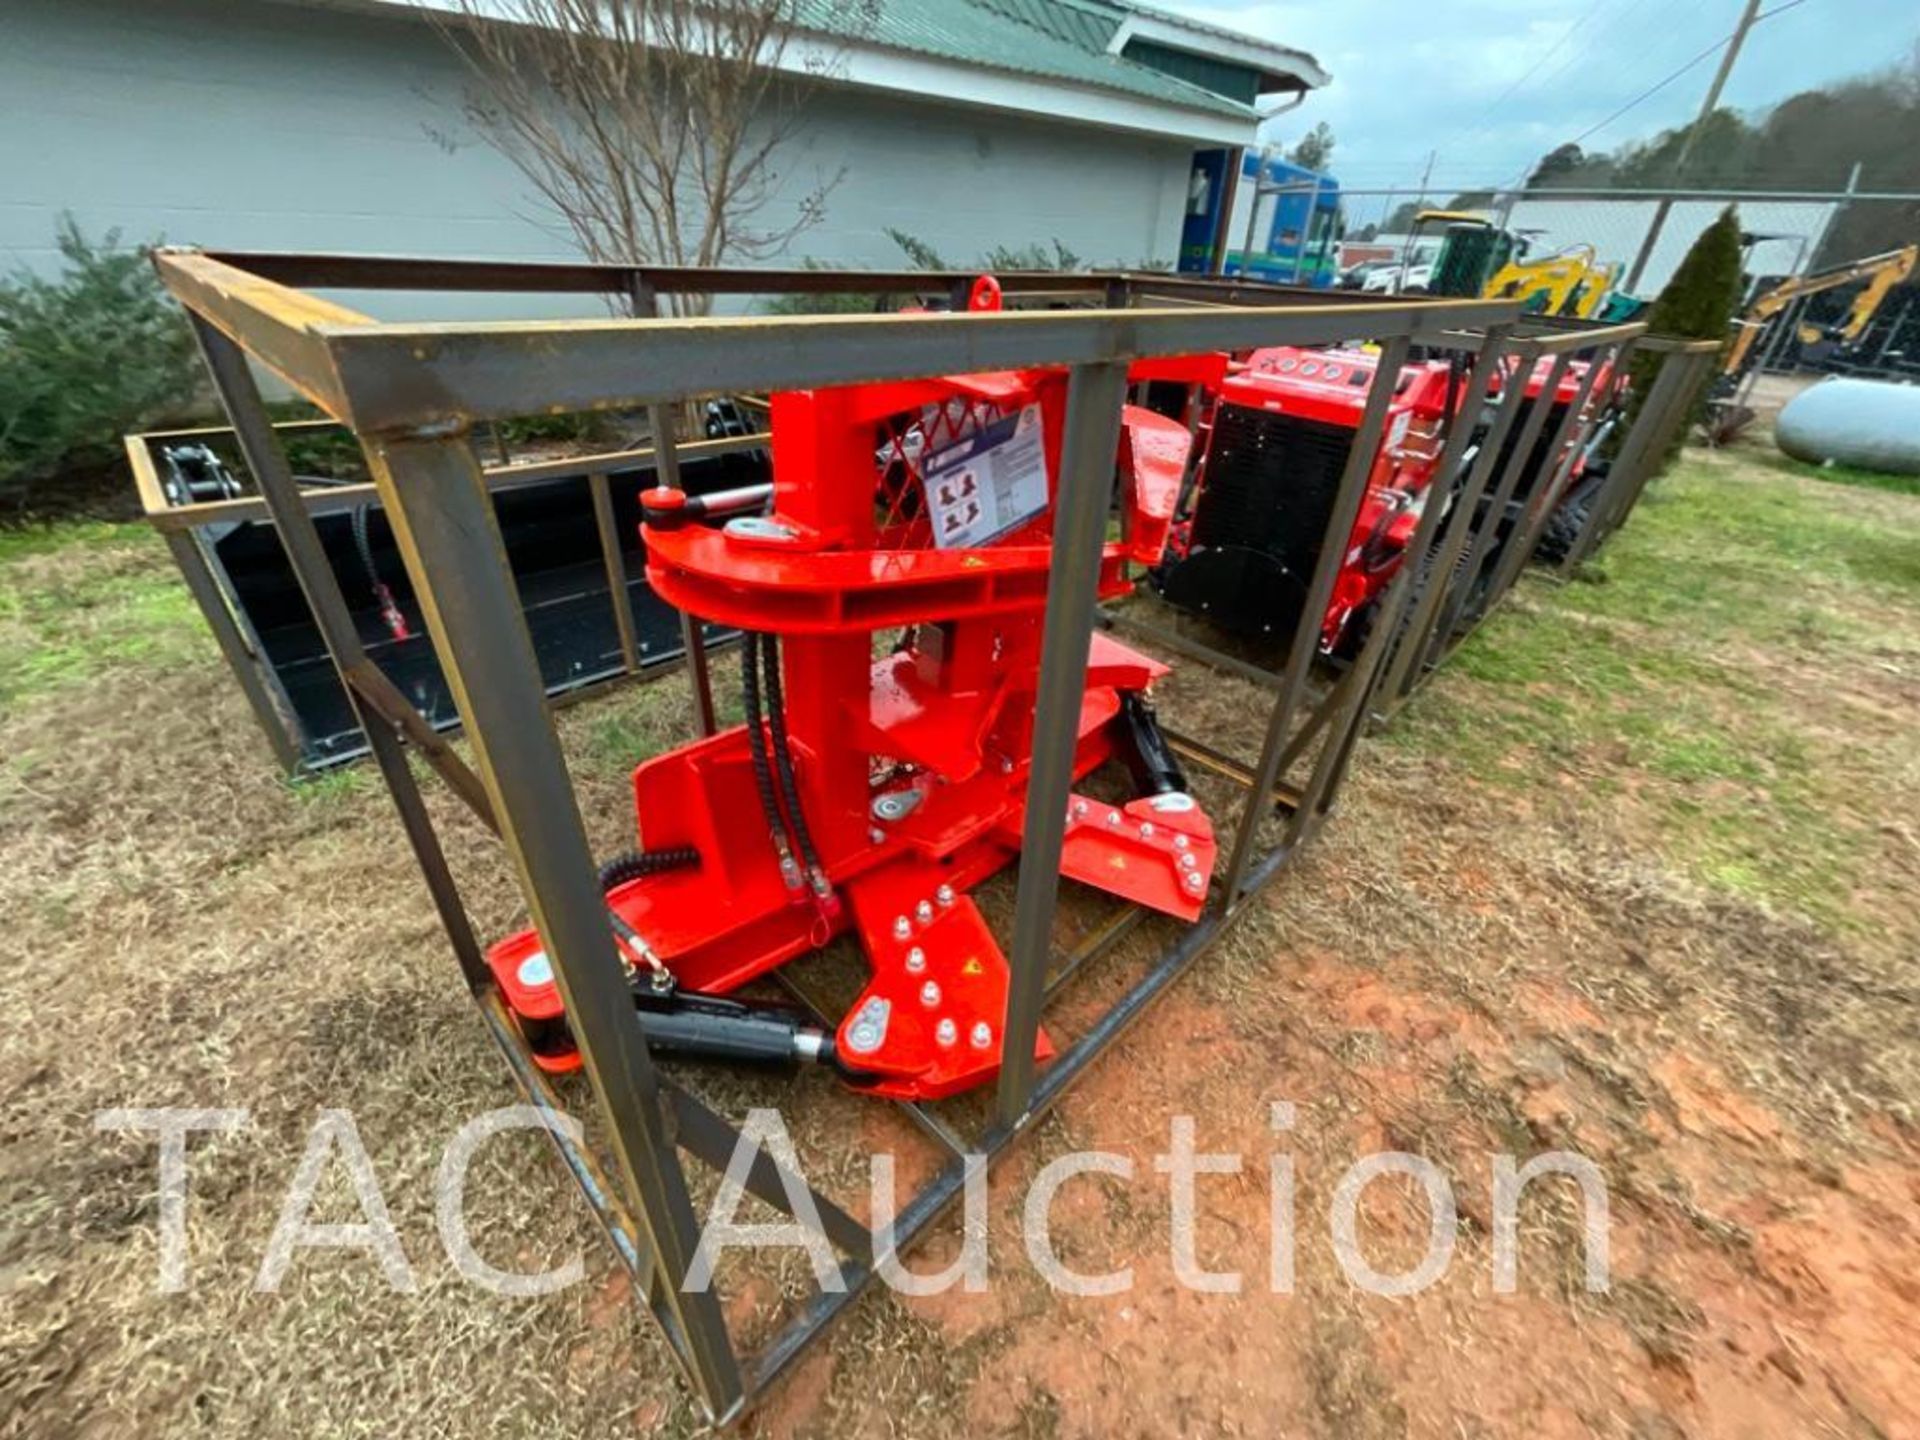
(1723, 244, 1919, 380)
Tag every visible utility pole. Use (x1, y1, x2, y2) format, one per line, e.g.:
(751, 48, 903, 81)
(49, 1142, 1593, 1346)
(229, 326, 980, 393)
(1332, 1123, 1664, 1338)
(1623, 0, 1764, 292)
(1394, 152, 1438, 292)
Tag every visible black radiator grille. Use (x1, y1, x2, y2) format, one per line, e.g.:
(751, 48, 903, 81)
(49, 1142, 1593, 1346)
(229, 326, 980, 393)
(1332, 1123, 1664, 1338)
(1191, 403, 1356, 579)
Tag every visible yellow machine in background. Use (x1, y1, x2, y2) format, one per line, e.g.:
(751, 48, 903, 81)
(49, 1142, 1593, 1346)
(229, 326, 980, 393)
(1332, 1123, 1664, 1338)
(1385, 210, 1624, 317)
(1724, 244, 1920, 378)
(1486, 242, 1622, 319)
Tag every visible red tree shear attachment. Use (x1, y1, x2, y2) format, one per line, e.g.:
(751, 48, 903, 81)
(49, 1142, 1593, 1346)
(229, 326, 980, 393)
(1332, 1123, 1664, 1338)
(487, 345, 1227, 1101)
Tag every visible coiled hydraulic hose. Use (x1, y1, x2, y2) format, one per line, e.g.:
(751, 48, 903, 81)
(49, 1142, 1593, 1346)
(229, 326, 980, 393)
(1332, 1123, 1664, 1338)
(741, 633, 803, 891)
(596, 847, 699, 893)
(758, 632, 830, 899)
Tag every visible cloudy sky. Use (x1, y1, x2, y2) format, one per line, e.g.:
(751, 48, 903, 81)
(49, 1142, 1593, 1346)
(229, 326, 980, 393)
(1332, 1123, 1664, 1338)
(1160, 0, 1915, 200)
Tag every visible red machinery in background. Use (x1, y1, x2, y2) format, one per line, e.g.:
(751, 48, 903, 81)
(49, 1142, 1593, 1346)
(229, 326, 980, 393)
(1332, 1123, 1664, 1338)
(1495, 352, 1619, 510)
(1154, 345, 1463, 653)
(1451, 349, 1623, 592)
(1153, 342, 1619, 650)
(1510, 353, 1625, 564)
(488, 346, 1229, 1102)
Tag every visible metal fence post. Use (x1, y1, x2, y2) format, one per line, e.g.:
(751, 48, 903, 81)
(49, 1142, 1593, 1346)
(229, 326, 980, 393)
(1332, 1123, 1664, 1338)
(630, 276, 719, 736)
(1561, 344, 1700, 569)
(649, 407, 718, 735)
(1219, 335, 1412, 903)
(588, 469, 643, 676)
(160, 527, 306, 773)
(996, 360, 1130, 1131)
(1431, 352, 1573, 646)
(1482, 343, 1614, 606)
(1339, 328, 1520, 738)
(1381, 348, 1534, 702)
(358, 427, 745, 1418)
(187, 318, 490, 991)
(1598, 348, 1715, 542)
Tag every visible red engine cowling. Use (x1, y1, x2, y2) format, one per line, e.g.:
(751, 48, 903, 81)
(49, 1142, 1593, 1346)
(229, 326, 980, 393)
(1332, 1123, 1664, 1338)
(1158, 346, 1464, 653)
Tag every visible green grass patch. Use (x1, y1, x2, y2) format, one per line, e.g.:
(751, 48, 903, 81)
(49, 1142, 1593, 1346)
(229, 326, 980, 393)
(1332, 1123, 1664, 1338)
(0, 519, 148, 564)
(0, 523, 208, 705)
(1749, 445, 1920, 498)
(287, 763, 377, 806)
(1398, 453, 1920, 933)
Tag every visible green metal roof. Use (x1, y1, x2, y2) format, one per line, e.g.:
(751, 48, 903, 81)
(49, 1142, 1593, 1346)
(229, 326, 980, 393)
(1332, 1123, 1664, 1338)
(797, 0, 1269, 122)
(967, 0, 1129, 53)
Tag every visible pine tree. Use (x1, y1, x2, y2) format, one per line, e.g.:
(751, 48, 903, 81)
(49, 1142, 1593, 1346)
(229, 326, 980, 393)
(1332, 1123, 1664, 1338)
(1623, 204, 1744, 463)
(1643, 204, 1745, 341)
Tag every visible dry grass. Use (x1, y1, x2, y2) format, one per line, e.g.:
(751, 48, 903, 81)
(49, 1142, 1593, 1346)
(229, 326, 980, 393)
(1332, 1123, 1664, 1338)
(2, 438, 1916, 1438)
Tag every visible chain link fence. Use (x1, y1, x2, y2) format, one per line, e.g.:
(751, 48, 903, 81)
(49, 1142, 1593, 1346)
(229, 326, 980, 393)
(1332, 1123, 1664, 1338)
(1328, 184, 1918, 380)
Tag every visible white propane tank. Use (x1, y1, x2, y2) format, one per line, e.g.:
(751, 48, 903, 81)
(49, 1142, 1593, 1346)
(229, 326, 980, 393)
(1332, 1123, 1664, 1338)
(1775, 376, 1920, 476)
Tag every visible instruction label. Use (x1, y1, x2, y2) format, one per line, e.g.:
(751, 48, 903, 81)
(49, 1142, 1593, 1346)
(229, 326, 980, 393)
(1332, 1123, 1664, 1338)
(920, 403, 1048, 549)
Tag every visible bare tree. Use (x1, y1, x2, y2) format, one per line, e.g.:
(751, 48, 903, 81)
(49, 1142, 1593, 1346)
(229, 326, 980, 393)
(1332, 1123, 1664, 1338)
(428, 0, 862, 314)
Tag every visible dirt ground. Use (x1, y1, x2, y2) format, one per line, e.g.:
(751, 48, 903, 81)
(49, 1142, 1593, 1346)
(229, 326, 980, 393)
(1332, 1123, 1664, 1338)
(2, 439, 1916, 1439)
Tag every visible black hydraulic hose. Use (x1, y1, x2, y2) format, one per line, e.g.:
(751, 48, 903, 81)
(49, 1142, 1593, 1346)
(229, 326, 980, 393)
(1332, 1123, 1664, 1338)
(596, 847, 699, 892)
(759, 632, 827, 890)
(741, 632, 802, 889)
(1116, 691, 1190, 798)
(351, 503, 411, 640)
(350, 504, 382, 598)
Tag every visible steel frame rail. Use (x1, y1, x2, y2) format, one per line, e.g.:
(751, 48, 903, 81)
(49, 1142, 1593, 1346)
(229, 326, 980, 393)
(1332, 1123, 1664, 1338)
(1357, 320, 1656, 718)
(1552, 338, 1723, 574)
(126, 419, 770, 769)
(147, 248, 1721, 1425)
(130, 255, 1515, 773)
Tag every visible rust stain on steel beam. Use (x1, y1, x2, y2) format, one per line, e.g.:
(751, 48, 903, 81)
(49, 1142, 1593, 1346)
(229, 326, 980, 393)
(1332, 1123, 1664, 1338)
(1523, 319, 1649, 354)
(152, 249, 375, 422)
(133, 425, 771, 532)
(320, 297, 1521, 434)
(122, 433, 172, 518)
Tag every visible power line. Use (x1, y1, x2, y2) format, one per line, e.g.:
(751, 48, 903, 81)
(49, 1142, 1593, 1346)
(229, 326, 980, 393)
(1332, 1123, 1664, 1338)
(1519, 0, 1663, 103)
(1442, 0, 1695, 194)
(1465, 0, 1666, 145)
(1566, 34, 1730, 148)
(1559, 0, 1818, 154)
(1352, 0, 1825, 198)
(1446, 0, 1614, 143)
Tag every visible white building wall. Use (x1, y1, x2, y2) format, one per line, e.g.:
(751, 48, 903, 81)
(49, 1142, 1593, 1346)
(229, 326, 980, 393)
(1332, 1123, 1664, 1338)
(2, 0, 1195, 320)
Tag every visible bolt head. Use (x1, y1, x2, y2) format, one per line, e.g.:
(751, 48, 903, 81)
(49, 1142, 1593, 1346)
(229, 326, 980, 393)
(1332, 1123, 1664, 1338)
(920, 980, 942, 1008)
(935, 1018, 958, 1047)
(1184, 870, 1205, 891)
(906, 947, 926, 974)
(1140, 822, 1155, 839)
(892, 915, 912, 940)
(846, 1001, 889, 1054)
(935, 883, 955, 907)
(1174, 834, 1191, 851)
(1106, 810, 1121, 827)
(869, 827, 885, 845)
(915, 900, 935, 925)
(1178, 852, 1197, 870)
(970, 1021, 993, 1049)
(1073, 799, 1089, 817)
